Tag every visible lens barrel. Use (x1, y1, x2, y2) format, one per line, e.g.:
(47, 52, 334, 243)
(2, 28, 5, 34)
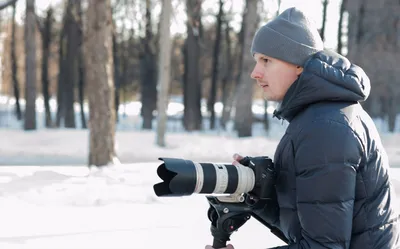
(153, 158, 255, 197)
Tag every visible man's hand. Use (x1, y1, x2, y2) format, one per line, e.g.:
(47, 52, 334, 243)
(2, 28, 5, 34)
(205, 244, 235, 249)
(232, 153, 244, 166)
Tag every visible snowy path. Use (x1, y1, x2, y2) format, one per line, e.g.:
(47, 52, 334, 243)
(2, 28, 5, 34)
(0, 163, 399, 249)
(0, 163, 287, 249)
(0, 129, 399, 167)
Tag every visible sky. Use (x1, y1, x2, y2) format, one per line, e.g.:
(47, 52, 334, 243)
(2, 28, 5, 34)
(11, 0, 345, 50)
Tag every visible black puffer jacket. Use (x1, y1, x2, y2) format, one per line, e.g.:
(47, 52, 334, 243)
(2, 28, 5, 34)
(268, 50, 400, 249)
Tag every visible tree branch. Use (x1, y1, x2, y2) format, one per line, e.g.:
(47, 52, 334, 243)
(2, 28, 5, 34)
(0, 0, 17, 11)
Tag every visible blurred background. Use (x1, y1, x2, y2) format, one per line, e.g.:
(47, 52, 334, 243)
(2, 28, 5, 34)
(0, 0, 399, 248)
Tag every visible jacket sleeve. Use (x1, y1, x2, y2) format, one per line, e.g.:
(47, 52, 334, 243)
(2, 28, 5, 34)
(271, 120, 362, 249)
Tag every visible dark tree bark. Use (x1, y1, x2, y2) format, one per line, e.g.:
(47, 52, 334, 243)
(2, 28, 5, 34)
(10, 1, 21, 120)
(112, 31, 120, 123)
(139, 0, 157, 129)
(0, 0, 17, 11)
(56, 26, 66, 127)
(76, 1, 86, 129)
(63, 0, 80, 128)
(346, 0, 400, 131)
(208, 0, 224, 130)
(24, 0, 37, 130)
(56, 1, 68, 127)
(183, 0, 203, 131)
(337, 0, 347, 55)
(37, 7, 54, 127)
(264, 99, 269, 131)
(234, 0, 259, 137)
(320, 0, 329, 41)
(220, 20, 234, 129)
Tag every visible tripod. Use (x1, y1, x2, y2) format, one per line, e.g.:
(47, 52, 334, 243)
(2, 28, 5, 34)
(206, 194, 289, 248)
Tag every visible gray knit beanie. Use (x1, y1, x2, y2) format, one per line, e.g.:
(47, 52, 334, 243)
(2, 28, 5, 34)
(251, 7, 324, 66)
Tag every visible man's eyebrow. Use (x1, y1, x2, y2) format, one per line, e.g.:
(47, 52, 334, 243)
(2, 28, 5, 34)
(255, 55, 268, 61)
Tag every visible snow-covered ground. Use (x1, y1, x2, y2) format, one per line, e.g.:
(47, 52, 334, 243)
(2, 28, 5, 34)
(0, 163, 291, 249)
(0, 162, 400, 249)
(0, 95, 399, 248)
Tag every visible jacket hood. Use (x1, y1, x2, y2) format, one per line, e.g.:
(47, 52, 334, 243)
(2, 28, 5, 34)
(273, 49, 371, 122)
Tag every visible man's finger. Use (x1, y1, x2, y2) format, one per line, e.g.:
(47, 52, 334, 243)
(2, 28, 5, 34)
(233, 153, 243, 161)
(232, 160, 242, 167)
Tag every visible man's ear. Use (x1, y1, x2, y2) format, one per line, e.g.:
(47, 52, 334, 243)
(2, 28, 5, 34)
(296, 66, 304, 76)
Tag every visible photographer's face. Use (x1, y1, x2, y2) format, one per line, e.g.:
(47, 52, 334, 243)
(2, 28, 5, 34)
(251, 53, 303, 101)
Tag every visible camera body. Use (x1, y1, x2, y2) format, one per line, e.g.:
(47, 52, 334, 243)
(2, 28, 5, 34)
(237, 156, 276, 200)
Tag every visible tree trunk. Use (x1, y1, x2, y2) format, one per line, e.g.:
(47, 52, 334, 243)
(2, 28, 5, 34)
(0, 0, 17, 11)
(24, 0, 37, 130)
(337, 0, 347, 55)
(84, 0, 117, 167)
(56, 43, 65, 126)
(183, 0, 203, 131)
(234, 0, 258, 137)
(112, 31, 120, 123)
(264, 99, 269, 131)
(140, 0, 158, 130)
(388, 95, 397, 132)
(76, 0, 86, 129)
(232, 13, 246, 131)
(56, 1, 68, 127)
(208, 0, 224, 130)
(41, 7, 53, 128)
(320, 0, 329, 41)
(63, 0, 79, 128)
(276, 0, 281, 15)
(220, 20, 234, 129)
(156, 0, 172, 147)
(11, 1, 21, 121)
(346, 0, 400, 132)
(56, 19, 66, 127)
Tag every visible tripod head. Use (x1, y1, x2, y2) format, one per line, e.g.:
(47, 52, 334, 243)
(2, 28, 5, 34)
(206, 193, 288, 248)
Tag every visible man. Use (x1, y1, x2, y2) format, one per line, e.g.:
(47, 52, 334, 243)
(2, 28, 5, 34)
(205, 7, 400, 249)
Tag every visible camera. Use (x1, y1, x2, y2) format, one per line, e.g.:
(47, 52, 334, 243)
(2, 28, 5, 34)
(153, 156, 276, 200)
(153, 156, 288, 248)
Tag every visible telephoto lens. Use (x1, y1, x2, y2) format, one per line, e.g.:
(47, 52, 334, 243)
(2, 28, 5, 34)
(153, 158, 255, 197)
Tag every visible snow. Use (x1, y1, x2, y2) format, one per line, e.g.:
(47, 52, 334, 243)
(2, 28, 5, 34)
(0, 95, 399, 248)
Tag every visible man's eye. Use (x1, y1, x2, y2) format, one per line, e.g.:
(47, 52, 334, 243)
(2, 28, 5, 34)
(262, 58, 269, 63)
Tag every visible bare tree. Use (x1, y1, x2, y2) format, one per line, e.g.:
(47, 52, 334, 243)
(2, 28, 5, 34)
(56, 1, 68, 127)
(0, 0, 17, 11)
(320, 0, 329, 41)
(234, 0, 259, 137)
(24, 0, 37, 130)
(84, 0, 117, 166)
(140, 0, 158, 130)
(220, 18, 235, 129)
(156, 0, 172, 147)
(208, 0, 224, 130)
(346, 0, 400, 132)
(76, 0, 86, 129)
(10, 0, 21, 120)
(63, 0, 80, 128)
(37, 7, 54, 127)
(183, 0, 203, 131)
(337, 0, 347, 55)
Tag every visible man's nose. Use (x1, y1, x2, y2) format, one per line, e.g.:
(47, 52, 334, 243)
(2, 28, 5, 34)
(251, 65, 263, 79)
